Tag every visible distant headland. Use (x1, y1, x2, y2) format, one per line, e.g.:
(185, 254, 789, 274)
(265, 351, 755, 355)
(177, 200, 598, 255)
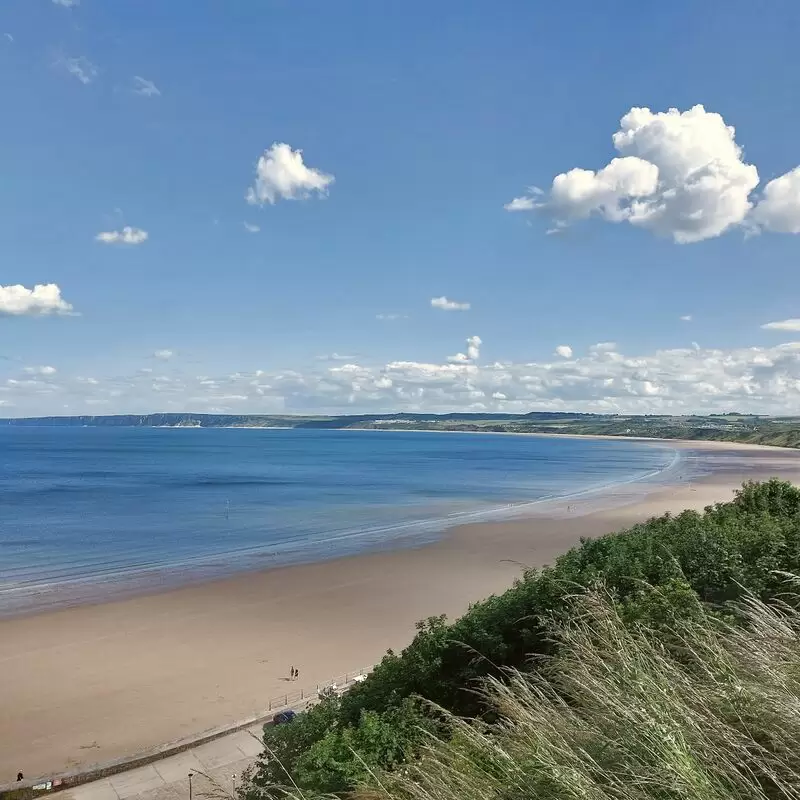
(2, 411, 799, 448)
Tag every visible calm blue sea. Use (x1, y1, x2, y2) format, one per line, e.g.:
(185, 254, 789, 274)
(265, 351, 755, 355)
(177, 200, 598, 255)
(0, 427, 679, 616)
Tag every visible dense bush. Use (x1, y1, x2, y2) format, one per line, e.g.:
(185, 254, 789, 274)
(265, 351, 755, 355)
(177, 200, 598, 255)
(364, 588, 800, 800)
(244, 691, 438, 797)
(241, 479, 800, 798)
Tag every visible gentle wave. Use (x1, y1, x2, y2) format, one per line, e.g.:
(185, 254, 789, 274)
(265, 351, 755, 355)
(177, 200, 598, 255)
(0, 428, 685, 616)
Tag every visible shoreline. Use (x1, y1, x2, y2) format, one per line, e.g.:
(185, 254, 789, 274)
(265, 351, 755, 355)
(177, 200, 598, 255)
(0, 433, 682, 621)
(2, 440, 800, 781)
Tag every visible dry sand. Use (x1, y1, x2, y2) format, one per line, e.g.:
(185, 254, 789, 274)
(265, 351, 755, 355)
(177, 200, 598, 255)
(2, 440, 800, 782)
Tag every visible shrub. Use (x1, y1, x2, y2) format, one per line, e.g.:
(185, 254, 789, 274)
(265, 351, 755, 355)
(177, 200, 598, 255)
(364, 587, 800, 800)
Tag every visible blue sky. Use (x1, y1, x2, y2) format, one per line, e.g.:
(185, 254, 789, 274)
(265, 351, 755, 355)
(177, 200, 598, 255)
(3, 0, 800, 416)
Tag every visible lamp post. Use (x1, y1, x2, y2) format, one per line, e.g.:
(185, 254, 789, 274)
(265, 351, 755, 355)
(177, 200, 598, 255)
(188, 773, 194, 800)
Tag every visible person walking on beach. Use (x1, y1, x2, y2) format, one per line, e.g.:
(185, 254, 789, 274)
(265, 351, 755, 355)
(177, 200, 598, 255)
(295, 668, 300, 681)
(290, 666, 295, 680)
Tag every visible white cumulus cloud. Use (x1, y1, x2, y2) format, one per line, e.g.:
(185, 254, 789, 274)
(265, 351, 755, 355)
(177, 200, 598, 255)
(550, 157, 660, 223)
(431, 296, 470, 311)
(751, 167, 800, 234)
(448, 335, 482, 363)
(0, 283, 74, 316)
(246, 143, 334, 206)
(63, 56, 97, 84)
(95, 226, 148, 245)
(506, 104, 800, 243)
(762, 319, 800, 332)
(153, 349, 174, 360)
(132, 76, 160, 97)
(11, 335, 800, 416)
(555, 345, 573, 358)
(243, 222, 261, 233)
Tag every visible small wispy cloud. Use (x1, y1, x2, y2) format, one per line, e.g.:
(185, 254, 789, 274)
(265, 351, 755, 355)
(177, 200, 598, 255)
(376, 313, 407, 321)
(24, 365, 57, 376)
(316, 353, 356, 362)
(504, 196, 537, 212)
(4, 33, 13, 43)
(243, 222, 261, 233)
(504, 187, 543, 212)
(132, 76, 160, 97)
(761, 318, 800, 332)
(95, 227, 148, 245)
(52, 0, 79, 7)
(153, 349, 174, 360)
(431, 296, 470, 312)
(680, 314, 693, 322)
(590, 341, 617, 354)
(63, 56, 97, 85)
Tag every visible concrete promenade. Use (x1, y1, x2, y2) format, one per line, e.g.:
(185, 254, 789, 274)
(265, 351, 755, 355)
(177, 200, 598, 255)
(21, 668, 371, 800)
(53, 724, 263, 800)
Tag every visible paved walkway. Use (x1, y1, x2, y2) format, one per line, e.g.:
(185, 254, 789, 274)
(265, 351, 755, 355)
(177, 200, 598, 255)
(53, 725, 264, 800)
(47, 671, 371, 800)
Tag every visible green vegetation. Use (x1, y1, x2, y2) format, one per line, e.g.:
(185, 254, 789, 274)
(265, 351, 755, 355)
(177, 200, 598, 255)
(240, 479, 800, 798)
(5, 412, 800, 448)
(366, 588, 800, 800)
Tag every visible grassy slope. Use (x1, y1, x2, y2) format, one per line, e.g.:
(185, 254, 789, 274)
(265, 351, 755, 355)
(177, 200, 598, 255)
(365, 590, 800, 800)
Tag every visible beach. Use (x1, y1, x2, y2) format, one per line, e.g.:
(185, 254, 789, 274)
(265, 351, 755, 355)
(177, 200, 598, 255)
(2, 440, 800, 782)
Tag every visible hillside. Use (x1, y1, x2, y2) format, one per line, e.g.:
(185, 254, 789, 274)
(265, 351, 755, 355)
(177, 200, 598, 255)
(240, 479, 800, 798)
(364, 588, 800, 800)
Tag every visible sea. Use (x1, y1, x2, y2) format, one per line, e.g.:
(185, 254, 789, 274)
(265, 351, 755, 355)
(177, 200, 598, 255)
(0, 427, 684, 616)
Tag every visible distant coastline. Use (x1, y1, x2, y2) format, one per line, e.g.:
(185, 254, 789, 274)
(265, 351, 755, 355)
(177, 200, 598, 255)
(2, 410, 799, 448)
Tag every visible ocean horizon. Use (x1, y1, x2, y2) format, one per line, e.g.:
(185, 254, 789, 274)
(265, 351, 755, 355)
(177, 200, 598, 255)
(0, 427, 681, 616)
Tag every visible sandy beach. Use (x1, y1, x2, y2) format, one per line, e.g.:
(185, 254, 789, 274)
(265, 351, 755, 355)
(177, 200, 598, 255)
(2, 440, 800, 783)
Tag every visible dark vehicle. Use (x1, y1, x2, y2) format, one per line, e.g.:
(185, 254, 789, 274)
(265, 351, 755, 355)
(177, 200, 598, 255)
(272, 710, 296, 725)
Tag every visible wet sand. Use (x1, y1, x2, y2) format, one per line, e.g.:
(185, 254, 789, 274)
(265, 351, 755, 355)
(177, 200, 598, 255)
(2, 440, 799, 782)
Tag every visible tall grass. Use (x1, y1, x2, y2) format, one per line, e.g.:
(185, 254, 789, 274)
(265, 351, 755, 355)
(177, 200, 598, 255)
(359, 583, 800, 800)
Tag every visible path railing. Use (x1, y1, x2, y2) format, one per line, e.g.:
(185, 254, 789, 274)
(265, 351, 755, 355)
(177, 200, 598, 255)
(265, 665, 373, 711)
